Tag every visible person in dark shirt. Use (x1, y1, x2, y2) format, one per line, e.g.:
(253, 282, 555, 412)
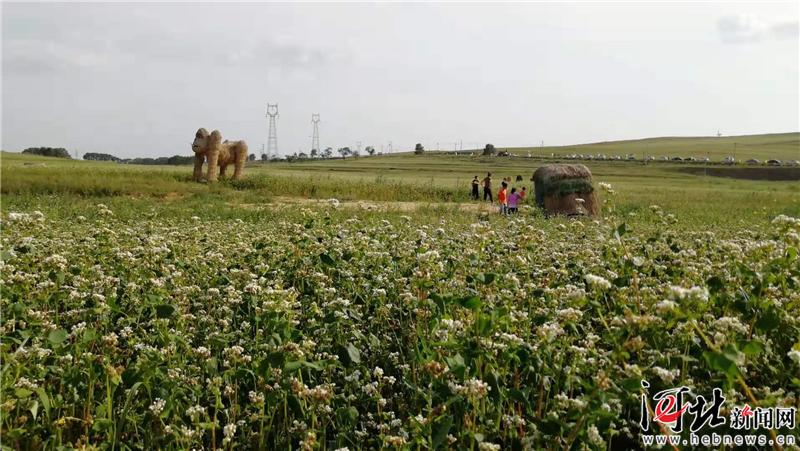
(482, 172, 493, 202)
(471, 176, 480, 200)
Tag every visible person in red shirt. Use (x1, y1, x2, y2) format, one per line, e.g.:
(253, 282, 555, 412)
(497, 181, 508, 215)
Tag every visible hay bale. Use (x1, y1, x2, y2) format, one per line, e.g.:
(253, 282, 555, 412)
(532, 164, 599, 216)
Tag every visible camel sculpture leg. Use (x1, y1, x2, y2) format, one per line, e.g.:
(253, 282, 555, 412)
(206, 130, 223, 182)
(206, 151, 219, 182)
(193, 154, 204, 181)
(233, 143, 247, 180)
(219, 163, 228, 179)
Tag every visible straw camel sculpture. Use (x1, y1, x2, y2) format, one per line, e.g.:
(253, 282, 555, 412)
(191, 128, 248, 182)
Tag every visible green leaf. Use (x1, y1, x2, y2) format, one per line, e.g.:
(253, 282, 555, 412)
(34, 388, 50, 418)
(703, 350, 741, 380)
(319, 253, 337, 267)
(432, 415, 453, 448)
(476, 273, 495, 285)
(14, 388, 32, 399)
(444, 354, 465, 379)
(47, 329, 68, 345)
(475, 314, 492, 336)
(29, 400, 39, 420)
(706, 276, 724, 294)
(339, 343, 361, 365)
(155, 304, 176, 319)
(508, 388, 528, 404)
(755, 306, 780, 333)
(205, 357, 218, 374)
(336, 406, 359, 425)
(459, 296, 481, 311)
(739, 340, 764, 356)
(284, 361, 303, 373)
(619, 377, 643, 392)
(615, 223, 627, 238)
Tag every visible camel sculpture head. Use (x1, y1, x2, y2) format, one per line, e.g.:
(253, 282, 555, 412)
(191, 128, 222, 155)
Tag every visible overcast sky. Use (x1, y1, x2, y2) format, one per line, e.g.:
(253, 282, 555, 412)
(2, 2, 798, 158)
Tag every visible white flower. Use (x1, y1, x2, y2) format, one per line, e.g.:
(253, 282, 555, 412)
(450, 378, 491, 398)
(587, 424, 605, 447)
(585, 274, 611, 290)
(556, 308, 583, 322)
(655, 300, 677, 313)
(186, 405, 205, 420)
(669, 285, 709, 302)
(149, 398, 166, 415)
(789, 350, 800, 365)
(223, 423, 237, 444)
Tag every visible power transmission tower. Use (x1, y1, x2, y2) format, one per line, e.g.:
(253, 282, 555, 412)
(266, 103, 279, 158)
(311, 114, 320, 154)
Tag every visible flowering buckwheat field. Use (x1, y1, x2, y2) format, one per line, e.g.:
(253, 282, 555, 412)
(2, 180, 799, 451)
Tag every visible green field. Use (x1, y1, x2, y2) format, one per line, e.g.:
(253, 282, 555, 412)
(2, 147, 798, 229)
(501, 132, 800, 161)
(2, 138, 799, 449)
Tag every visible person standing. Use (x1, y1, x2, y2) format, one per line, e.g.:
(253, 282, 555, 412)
(507, 187, 520, 214)
(482, 172, 493, 202)
(498, 181, 508, 214)
(471, 176, 480, 200)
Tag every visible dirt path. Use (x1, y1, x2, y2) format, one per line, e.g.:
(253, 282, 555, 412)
(237, 196, 499, 212)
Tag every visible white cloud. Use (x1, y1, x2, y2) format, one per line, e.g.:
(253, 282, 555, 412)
(718, 13, 799, 44)
(2, 39, 119, 73)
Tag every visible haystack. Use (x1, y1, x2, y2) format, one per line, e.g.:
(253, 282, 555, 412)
(531, 164, 599, 216)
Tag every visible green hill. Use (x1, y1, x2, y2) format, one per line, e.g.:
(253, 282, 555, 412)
(502, 132, 799, 161)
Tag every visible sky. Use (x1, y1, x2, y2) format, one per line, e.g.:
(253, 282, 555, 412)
(2, 1, 798, 158)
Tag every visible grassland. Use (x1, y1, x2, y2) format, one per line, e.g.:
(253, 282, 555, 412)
(2, 140, 800, 449)
(500, 132, 800, 161)
(2, 148, 798, 230)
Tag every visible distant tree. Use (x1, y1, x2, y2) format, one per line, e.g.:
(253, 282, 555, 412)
(482, 143, 496, 156)
(83, 152, 120, 162)
(248, 153, 256, 161)
(166, 155, 194, 165)
(121, 155, 193, 165)
(337, 147, 351, 159)
(311, 148, 318, 159)
(323, 147, 333, 159)
(414, 143, 425, 155)
(261, 153, 268, 161)
(298, 152, 308, 160)
(352, 150, 360, 158)
(365, 146, 375, 156)
(22, 147, 71, 158)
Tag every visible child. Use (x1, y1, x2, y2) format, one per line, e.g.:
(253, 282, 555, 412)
(508, 187, 520, 214)
(519, 186, 527, 203)
(497, 181, 508, 215)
